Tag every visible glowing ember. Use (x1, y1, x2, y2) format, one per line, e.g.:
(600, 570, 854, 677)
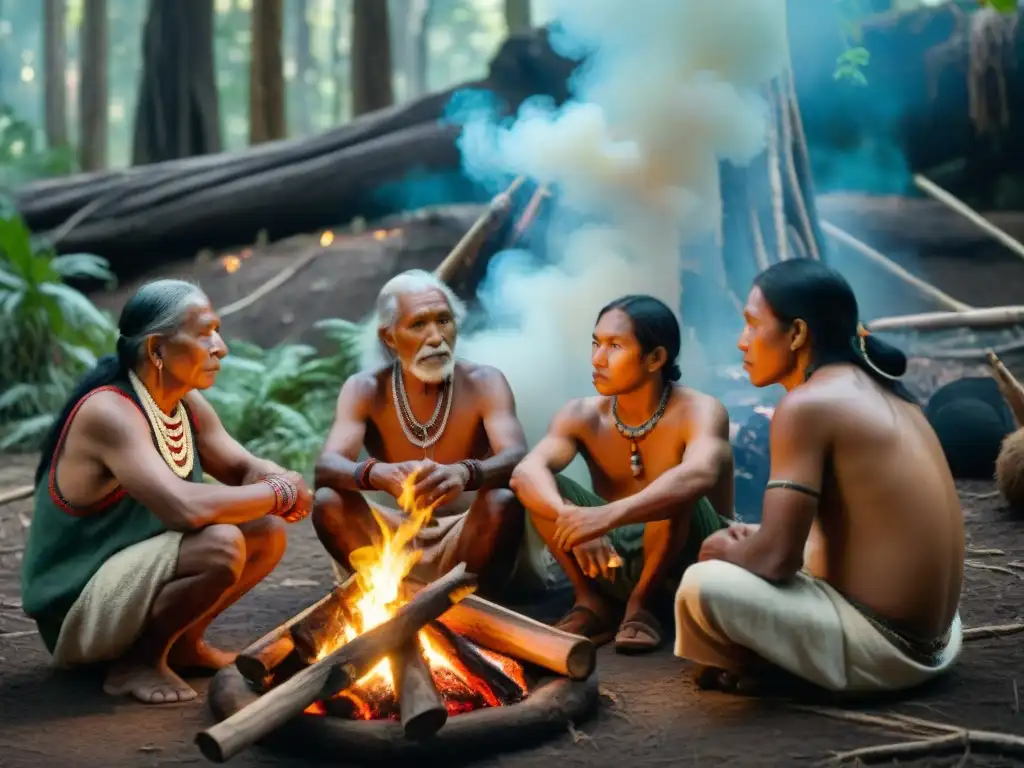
(320, 230, 334, 246)
(304, 474, 527, 719)
(221, 255, 241, 273)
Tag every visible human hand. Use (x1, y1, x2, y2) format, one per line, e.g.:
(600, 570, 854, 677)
(410, 460, 470, 510)
(280, 471, 312, 523)
(725, 522, 758, 542)
(553, 502, 614, 552)
(698, 528, 736, 562)
(369, 461, 425, 499)
(572, 536, 622, 580)
(261, 471, 310, 523)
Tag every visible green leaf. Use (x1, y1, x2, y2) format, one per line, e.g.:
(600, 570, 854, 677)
(984, 0, 1018, 13)
(51, 253, 116, 282)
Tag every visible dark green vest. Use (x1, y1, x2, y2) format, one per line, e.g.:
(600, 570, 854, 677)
(20, 381, 202, 653)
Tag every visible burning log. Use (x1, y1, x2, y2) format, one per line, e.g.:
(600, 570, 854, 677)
(235, 574, 357, 688)
(426, 620, 524, 705)
(195, 562, 477, 763)
(394, 635, 448, 741)
(405, 581, 595, 681)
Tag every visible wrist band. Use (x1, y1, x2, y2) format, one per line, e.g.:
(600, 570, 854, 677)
(460, 459, 483, 491)
(261, 475, 297, 515)
(354, 458, 379, 491)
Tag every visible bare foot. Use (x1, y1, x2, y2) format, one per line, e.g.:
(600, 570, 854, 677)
(103, 659, 197, 704)
(168, 637, 237, 675)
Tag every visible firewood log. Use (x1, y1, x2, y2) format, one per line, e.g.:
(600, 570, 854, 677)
(195, 563, 477, 763)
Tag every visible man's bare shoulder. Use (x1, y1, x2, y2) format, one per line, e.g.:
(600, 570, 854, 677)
(459, 360, 510, 391)
(672, 385, 727, 416)
(344, 367, 389, 398)
(555, 396, 605, 430)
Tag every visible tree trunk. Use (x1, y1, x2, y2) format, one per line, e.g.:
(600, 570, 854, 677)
(78, 0, 108, 171)
(389, 0, 429, 100)
(293, 0, 313, 135)
(504, 0, 531, 36)
(350, 0, 393, 117)
(43, 0, 67, 149)
(250, 0, 286, 144)
(331, 0, 347, 122)
(132, 0, 221, 166)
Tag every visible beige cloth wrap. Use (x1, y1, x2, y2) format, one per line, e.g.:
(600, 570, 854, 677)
(674, 560, 962, 693)
(52, 531, 184, 668)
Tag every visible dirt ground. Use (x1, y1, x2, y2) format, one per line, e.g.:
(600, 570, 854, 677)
(0, 452, 1023, 768)
(3, 207, 1024, 765)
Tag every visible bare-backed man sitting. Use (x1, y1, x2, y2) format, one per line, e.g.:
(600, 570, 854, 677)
(511, 295, 735, 653)
(312, 270, 527, 593)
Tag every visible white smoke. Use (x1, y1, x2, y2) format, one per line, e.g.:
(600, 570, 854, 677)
(454, 0, 790, 447)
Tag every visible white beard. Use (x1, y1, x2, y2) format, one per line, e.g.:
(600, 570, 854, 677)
(408, 342, 455, 384)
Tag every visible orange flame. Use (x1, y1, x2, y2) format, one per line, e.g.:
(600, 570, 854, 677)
(304, 473, 527, 718)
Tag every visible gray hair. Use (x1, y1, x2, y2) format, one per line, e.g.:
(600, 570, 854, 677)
(374, 269, 466, 362)
(115, 278, 208, 369)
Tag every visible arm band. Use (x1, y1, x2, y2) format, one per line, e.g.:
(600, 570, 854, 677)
(765, 480, 821, 500)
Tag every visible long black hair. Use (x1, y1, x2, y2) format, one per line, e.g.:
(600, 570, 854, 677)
(597, 294, 682, 383)
(753, 259, 916, 403)
(34, 279, 206, 484)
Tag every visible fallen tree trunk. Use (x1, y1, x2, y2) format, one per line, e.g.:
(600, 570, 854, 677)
(40, 122, 466, 275)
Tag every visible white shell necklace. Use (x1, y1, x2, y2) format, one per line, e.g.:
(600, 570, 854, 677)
(392, 361, 453, 451)
(128, 369, 195, 479)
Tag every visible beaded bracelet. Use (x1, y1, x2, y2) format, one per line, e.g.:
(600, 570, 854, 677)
(261, 475, 297, 515)
(354, 458, 379, 491)
(460, 459, 483, 491)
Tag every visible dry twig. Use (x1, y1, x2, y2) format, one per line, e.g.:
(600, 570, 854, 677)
(963, 622, 1024, 641)
(965, 559, 1021, 578)
(0, 486, 33, 507)
(965, 545, 1004, 554)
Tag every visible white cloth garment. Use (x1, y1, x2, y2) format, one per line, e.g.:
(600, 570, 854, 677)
(674, 559, 962, 693)
(52, 531, 184, 668)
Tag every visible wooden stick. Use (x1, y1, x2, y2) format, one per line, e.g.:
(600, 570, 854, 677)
(435, 176, 525, 283)
(963, 622, 1024, 640)
(196, 563, 476, 763)
(218, 248, 321, 319)
(505, 184, 550, 249)
(394, 634, 448, 741)
(914, 174, 1024, 265)
(987, 349, 1024, 427)
(426, 620, 524, 705)
(820, 220, 970, 312)
(234, 573, 357, 686)
(831, 731, 968, 763)
(0, 485, 33, 507)
(405, 580, 595, 680)
(867, 306, 1024, 333)
(965, 559, 1020, 578)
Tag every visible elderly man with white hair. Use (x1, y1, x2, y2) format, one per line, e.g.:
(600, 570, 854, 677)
(312, 269, 528, 593)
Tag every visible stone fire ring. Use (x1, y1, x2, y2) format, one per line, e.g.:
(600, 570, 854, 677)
(205, 665, 600, 762)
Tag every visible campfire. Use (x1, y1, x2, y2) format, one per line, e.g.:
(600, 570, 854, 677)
(196, 476, 599, 763)
(297, 478, 530, 723)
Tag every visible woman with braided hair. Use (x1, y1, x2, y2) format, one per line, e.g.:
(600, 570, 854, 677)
(21, 279, 311, 705)
(676, 259, 964, 696)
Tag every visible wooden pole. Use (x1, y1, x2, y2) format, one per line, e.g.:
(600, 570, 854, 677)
(867, 306, 1024, 333)
(434, 176, 525, 283)
(914, 174, 1024, 266)
(394, 635, 448, 741)
(820, 220, 971, 312)
(405, 581, 595, 680)
(196, 563, 477, 763)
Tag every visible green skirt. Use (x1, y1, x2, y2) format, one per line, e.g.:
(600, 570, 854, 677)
(555, 475, 729, 601)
